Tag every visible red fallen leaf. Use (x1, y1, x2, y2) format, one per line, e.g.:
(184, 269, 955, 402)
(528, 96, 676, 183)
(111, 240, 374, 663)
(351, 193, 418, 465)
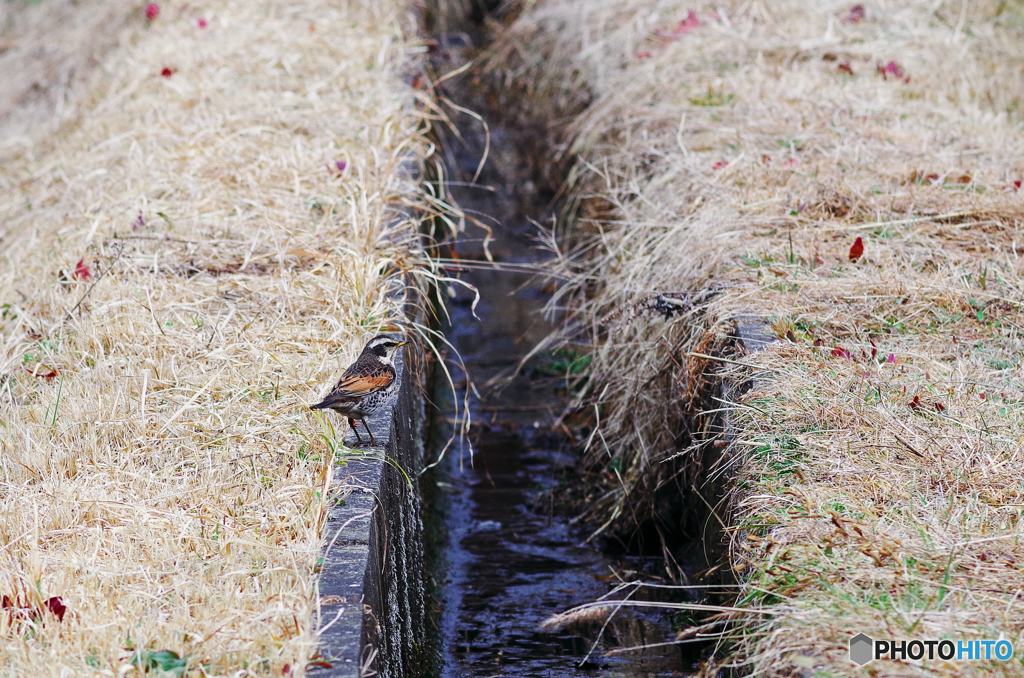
(956, 174, 972, 184)
(908, 395, 922, 410)
(1, 604, 32, 623)
(327, 160, 347, 175)
(197, 18, 208, 29)
(813, 338, 824, 347)
(161, 67, 174, 78)
(980, 392, 987, 400)
(934, 402, 946, 412)
(887, 353, 895, 363)
(674, 10, 700, 33)
(145, 3, 160, 21)
(712, 160, 728, 170)
(74, 257, 92, 280)
(782, 157, 797, 167)
(843, 4, 865, 23)
(679, 10, 700, 31)
(877, 60, 909, 83)
(837, 61, 855, 75)
(830, 346, 852, 360)
(848, 236, 864, 262)
(26, 365, 59, 379)
(1016, 180, 1022, 190)
(925, 173, 940, 182)
(885, 61, 904, 78)
(43, 597, 66, 622)
(760, 154, 771, 165)
(2, 595, 66, 623)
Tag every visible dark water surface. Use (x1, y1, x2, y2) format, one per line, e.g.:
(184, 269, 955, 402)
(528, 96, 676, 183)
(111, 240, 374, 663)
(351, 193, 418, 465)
(426, 46, 690, 678)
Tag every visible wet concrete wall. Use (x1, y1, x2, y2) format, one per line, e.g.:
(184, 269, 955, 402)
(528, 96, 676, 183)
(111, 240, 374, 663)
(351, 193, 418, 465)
(311, 349, 428, 678)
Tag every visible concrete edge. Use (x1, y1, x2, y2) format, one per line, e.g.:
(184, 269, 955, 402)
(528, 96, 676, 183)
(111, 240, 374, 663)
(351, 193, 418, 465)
(310, 347, 427, 678)
(707, 313, 776, 565)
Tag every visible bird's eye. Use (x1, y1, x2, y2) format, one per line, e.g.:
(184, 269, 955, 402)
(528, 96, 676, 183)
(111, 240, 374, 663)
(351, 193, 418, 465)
(385, 342, 396, 347)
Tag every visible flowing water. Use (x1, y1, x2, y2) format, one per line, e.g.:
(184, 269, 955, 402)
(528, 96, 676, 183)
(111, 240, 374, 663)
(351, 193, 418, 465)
(423, 39, 693, 678)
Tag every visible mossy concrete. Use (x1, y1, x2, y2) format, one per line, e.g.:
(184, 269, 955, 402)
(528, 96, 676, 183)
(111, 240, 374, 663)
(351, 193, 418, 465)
(311, 349, 427, 677)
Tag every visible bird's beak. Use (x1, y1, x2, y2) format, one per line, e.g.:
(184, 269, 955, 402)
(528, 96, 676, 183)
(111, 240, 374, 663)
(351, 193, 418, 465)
(397, 340, 410, 347)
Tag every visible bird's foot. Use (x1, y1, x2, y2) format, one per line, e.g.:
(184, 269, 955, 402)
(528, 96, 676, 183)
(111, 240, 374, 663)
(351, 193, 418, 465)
(347, 418, 364, 444)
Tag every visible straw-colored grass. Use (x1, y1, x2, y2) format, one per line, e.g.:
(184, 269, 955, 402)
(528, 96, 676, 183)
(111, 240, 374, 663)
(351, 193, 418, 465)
(0, 0, 138, 160)
(0, 0, 439, 674)
(482, 0, 1024, 673)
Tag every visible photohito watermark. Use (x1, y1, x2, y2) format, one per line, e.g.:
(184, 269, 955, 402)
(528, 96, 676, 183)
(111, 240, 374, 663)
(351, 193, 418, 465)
(849, 633, 1014, 665)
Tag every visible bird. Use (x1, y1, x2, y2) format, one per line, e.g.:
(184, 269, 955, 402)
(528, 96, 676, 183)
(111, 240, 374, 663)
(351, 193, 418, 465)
(309, 334, 409, 445)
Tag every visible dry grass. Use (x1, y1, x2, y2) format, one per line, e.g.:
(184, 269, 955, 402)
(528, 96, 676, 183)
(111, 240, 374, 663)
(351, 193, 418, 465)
(482, 0, 1024, 673)
(0, 0, 138, 160)
(0, 0, 440, 674)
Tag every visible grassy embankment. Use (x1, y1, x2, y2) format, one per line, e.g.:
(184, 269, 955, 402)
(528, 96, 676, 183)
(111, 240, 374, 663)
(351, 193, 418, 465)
(0, 0, 438, 674)
(484, 1, 1024, 674)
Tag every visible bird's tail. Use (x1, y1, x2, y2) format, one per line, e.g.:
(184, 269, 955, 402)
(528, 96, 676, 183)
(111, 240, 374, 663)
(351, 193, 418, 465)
(310, 394, 350, 410)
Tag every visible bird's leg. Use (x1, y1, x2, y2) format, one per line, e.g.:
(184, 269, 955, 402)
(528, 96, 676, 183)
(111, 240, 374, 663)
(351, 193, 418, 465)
(348, 417, 363, 444)
(362, 418, 376, 445)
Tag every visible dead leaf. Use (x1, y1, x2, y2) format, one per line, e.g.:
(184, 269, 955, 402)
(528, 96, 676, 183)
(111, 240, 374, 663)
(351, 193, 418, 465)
(848, 236, 864, 262)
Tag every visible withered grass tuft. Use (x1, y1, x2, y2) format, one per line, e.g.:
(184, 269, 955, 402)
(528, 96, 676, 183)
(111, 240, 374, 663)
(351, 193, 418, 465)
(483, 0, 1024, 672)
(0, 0, 448, 674)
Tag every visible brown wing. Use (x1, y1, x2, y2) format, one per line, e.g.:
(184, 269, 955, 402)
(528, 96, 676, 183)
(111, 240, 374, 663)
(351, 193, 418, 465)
(329, 369, 394, 398)
(321, 364, 393, 401)
(311, 362, 394, 408)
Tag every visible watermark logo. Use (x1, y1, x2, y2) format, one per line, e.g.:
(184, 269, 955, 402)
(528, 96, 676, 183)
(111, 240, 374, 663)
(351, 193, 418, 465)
(849, 633, 1013, 665)
(850, 634, 873, 666)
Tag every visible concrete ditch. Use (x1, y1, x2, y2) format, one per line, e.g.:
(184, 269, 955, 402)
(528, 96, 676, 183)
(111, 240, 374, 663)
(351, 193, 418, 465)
(304, 204, 775, 678)
(302, 11, 781, 677)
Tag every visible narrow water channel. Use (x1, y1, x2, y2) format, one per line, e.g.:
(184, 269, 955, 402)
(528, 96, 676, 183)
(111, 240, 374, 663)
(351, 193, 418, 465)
(423, 37, 691, 678)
